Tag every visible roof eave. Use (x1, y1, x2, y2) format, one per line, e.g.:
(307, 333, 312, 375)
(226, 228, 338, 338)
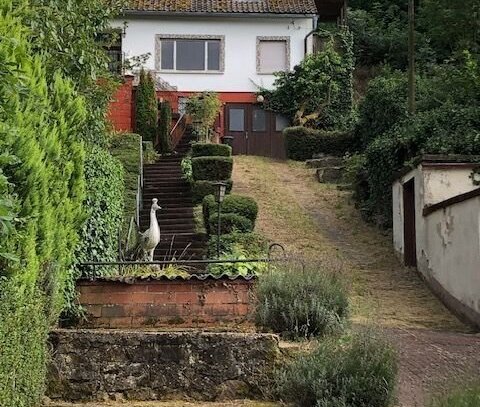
(120, 10, 317, 18)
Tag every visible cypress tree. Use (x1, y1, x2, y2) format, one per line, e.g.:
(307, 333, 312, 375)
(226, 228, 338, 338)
(135, 68, 158, 142)
(158, 101, 173, 154)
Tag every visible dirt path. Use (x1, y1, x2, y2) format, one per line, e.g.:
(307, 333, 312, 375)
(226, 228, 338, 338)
(232, 156, 480, 405)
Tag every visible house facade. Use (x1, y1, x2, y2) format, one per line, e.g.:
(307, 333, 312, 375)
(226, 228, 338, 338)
(392, 155, 480, 328)
(110, 0, 319, 157)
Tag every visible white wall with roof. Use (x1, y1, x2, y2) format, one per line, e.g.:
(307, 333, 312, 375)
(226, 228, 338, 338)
(112, 15, 315, 92)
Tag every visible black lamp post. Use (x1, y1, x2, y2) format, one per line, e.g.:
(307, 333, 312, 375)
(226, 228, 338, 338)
(213, 182, 227, 258)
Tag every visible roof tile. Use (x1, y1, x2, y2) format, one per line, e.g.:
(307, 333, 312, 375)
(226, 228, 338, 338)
(125, 0, 317, 14)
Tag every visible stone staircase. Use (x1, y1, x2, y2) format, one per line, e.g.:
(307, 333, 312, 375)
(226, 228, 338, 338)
(140, 131, 207, 262)
(306, 155, 345, 184)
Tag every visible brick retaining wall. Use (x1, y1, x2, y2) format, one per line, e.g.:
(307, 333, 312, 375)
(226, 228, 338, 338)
(78, 277, 255, 328)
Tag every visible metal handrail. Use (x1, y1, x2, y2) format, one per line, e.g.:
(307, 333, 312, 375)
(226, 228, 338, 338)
(170, 112, 185, 136)
(135, 136, 144, 226)
(81, 258, 291, 267)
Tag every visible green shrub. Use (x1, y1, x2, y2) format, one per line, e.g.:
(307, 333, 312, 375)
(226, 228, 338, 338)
(109, 133, 141, 234)
(206, 244, 269, 277)
(255, 262, 348, 339)
(192, 180, 233, 204)
(74, 145, 124, 278)
(275, 329, 398, 407)
(191, 156, 233, 181)
(192, 143, 232, 157)
(284, 126, 357, 161)
(209, 213, 253, 234)
(429, 383, 480, 407)
(207, 231, 268, 258)
(354, 71, 409, 148)
(181, 156, 193, 183)
(203, 194, 258, 234)
(135, 68, 157, 142)
(362, 104, 480, 227)
(259, 28, 354, 130)
(0, 3, 93, 404)
(158, 101, 172, 154)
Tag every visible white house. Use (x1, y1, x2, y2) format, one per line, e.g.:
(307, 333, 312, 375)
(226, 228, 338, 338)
(111, 0, 321, 157)
(392, 155, 480, 328)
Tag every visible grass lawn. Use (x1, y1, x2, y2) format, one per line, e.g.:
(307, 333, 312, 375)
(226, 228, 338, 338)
(232, 156, 466, 331)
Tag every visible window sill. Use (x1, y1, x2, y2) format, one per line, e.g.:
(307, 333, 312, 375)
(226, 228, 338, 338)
(158, 70, 225, 75)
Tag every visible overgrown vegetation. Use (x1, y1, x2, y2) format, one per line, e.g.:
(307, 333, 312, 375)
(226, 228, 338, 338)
(261, 26, 354, 130)
(0, 1, 123, 405)
(346, 0, 480, 227)
(186, 92, 222, 142)
(275, 329, 398, 407)
(255, 262, 349, 340)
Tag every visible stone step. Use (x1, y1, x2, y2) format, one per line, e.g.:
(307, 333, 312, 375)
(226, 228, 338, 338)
(316, 167, 345, 184)
(306, 156, 345, 169)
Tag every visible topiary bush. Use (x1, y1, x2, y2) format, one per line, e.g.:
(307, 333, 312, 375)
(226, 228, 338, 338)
(209, 213, 253, 234)
(284, 126, 358, 161)
(203, 194, 258, 234)
(255, 261, 348, 339)
(275, 329, 398, 407)
(192, 179, 233, 204)
(192, 143, 232, 158)
(191, 156, 233, 181)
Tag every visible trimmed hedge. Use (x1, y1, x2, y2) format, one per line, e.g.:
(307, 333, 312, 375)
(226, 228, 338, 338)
(284, 126, 357, 161)
(209, 213, 253, 234)
(192, 179, 233, 204)
(203, 194, 258, 234)
(191, 156, 233, 181)
(192, 143, 232, 158)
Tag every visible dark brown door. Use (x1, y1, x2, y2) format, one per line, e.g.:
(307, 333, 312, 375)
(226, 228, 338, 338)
(403, 178, 417, 267)
(225, 104, 248, 155)
(225, 104, 287, 159)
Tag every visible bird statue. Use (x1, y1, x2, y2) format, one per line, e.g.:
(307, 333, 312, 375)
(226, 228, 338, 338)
(138, 198, 162, 261)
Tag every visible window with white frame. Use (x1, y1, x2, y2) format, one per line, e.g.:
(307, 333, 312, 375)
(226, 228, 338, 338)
(157, 36, 223, 72)
(257, 37, 289, 74)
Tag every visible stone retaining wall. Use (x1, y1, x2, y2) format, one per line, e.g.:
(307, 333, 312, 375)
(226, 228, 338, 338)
(77, 277, 255, 328)
(47, 330, 279, 401)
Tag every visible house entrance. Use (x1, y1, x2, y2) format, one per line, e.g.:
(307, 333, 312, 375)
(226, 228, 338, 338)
(403, 178, 417, 267)
(224, 103, 287, 159)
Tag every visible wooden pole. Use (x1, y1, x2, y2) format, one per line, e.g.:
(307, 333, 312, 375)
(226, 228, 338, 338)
(408, 0, 416, 115)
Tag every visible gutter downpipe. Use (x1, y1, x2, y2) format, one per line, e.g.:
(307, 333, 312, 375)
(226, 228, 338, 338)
(304, 15, 319, 55)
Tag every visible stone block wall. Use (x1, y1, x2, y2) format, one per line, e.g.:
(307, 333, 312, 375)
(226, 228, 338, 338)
(48, 330, 279, 401)
(77, 277, 255, 328)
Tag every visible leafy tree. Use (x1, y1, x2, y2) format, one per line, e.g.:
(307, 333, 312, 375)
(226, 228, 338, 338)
(135, 68, 158, 142)
(260, 30, 354, 130)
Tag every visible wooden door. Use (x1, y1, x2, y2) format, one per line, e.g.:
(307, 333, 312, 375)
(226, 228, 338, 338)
(225, 104, 287, 159)
(403, 178, 417, 267)
(225, 104, 248, 155)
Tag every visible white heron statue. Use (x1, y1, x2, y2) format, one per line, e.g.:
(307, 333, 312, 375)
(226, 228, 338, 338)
(138, 198, 162, 261)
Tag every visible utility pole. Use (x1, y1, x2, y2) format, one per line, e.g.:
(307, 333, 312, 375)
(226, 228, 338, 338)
(408, 0, 416, 115)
